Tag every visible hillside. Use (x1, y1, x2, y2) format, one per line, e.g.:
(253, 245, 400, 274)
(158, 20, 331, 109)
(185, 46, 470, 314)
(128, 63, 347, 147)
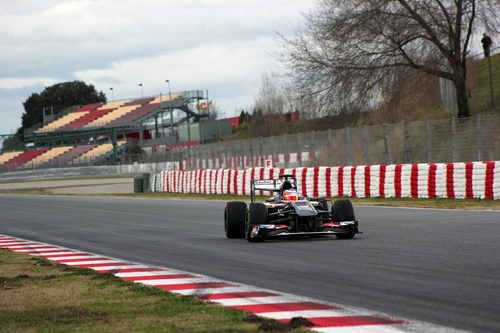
(232, 53, 500, 139)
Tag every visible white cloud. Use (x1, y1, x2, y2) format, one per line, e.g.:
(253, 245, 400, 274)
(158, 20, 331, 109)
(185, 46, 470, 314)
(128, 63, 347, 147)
(0, 77, 59, 90)
(74, 37, 280, 116)
(76, 38, 275, 88)
(0, 0, 315, 133)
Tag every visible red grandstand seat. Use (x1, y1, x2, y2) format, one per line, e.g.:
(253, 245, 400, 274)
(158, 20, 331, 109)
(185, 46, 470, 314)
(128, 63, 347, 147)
(1, 149, 49, 170)
(74, 103, 103, 112)
(110, 103, 161, 125)
(124, 97, 154, 106)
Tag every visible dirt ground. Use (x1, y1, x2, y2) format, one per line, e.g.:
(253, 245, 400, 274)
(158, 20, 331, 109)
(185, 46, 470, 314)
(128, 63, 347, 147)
(0, 177, 134, 194)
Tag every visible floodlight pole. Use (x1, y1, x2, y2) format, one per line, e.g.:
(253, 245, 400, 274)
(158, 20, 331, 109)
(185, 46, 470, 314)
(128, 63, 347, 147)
(166, 80, 174, 136)
(139, 83, 143, 98)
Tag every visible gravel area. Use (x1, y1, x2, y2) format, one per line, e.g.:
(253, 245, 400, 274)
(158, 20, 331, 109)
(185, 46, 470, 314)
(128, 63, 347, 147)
(0, 177, 134, 194)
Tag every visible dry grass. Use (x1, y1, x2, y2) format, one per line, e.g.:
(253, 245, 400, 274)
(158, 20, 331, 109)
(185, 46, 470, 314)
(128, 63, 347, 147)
(0, 249, 311, 332)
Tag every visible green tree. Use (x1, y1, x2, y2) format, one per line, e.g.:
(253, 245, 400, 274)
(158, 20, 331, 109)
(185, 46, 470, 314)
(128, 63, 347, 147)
(2, 134, 25, 152)
(238, 110, 250, 125)
(20, 81, 106, 132)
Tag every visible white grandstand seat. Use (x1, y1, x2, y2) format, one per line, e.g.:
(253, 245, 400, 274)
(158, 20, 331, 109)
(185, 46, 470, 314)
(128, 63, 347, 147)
(83, 105, 139, 128)
(68, 141, 126, 164)
(27, 146, 74, 167)
(0, 151, 23, 165)
(36, 111, 90, 133)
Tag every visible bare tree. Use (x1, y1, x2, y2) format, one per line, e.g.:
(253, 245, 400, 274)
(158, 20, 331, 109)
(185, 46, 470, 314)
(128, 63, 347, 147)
(254, 72, 286, 115)
(280, 0, 499, 118)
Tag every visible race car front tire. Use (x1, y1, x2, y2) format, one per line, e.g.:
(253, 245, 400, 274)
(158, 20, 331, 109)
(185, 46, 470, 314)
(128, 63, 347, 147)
(318, 199, 328, 212)
(246, 203, 267, 242)
(225, 201, 247, 238)
(332, 199, 356, 239)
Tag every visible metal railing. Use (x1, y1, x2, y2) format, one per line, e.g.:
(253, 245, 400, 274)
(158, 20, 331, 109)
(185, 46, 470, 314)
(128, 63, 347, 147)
(2, 114, 500, 173)
(132, 114, 500, 169)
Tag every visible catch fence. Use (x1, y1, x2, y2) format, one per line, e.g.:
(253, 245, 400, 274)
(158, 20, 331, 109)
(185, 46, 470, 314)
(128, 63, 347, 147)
(137, 114, 500, 170)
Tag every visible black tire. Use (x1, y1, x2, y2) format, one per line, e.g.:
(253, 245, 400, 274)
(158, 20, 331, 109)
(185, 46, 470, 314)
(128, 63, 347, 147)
(246, 203, 267, 242)
(133, 175, 143, 193)
(332, 199, 356, 239)
(224, 201, 247, 238)
(318, 199, 328, 212)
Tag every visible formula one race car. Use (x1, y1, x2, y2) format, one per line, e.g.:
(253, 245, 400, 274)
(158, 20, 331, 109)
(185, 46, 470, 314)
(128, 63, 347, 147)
(224, 174, 361, 242)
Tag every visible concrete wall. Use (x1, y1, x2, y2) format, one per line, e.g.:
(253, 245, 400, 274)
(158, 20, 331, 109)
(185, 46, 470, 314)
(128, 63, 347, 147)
(0, 162, 177, 181)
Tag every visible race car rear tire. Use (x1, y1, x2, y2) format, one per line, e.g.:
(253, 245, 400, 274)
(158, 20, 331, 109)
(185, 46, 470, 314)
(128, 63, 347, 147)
(246, 203, 267, 242)
(332, 199, 356, 239)
(225, 201, 247, 239)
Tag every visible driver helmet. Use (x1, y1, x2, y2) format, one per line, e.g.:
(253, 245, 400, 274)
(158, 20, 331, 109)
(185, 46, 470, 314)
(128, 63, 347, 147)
(283, 189, 299, 201)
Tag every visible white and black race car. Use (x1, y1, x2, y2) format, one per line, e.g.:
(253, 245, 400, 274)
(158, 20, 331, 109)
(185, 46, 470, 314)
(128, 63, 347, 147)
(224, 174, 361, 242)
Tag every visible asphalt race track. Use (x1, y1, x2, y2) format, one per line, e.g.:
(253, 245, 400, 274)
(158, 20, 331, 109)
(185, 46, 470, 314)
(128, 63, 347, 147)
(1, 194, 499, 332)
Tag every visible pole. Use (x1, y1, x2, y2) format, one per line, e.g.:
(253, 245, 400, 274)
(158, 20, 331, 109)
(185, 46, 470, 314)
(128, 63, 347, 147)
(328, 129, 333, 166)
(426, 119, 432, 163)
(451, 117, 457, 162)
(363, 125, 369, 165)
(111, 128, 118, 165)
(166, 80, 174, 137)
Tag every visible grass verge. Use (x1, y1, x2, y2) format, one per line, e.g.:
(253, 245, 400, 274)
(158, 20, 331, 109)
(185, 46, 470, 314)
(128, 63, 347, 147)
(0, 248, 310, 333)
(4, 186, 499, 210)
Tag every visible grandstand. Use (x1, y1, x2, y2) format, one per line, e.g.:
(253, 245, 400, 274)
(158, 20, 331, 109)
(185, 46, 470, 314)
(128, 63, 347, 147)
(0, 141, 127, 172)
(0, 90, 207, 173)
(35, 103, 104, 133)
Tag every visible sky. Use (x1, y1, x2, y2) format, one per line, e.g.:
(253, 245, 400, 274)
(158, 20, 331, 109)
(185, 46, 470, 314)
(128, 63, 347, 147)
(0, 0, 316, 134)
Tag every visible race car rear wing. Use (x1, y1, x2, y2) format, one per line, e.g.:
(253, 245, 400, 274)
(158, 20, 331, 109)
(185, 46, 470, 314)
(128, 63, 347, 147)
(251, 177, 297, 202)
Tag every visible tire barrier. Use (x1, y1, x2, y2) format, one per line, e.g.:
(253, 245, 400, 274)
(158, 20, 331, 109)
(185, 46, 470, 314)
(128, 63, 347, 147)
(133, 175, 144, 193)
(151, 161, 500, 200)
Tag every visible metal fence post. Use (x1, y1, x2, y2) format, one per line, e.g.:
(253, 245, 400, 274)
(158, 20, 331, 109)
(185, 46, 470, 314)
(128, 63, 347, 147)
(259, 137, 264, 167)
(328, 129, 333, 166)
(198, 144, 201, 169)
(311, 130, 316, 166)
(240, 139, 244, 169)
(250, 138, 254, 167)
(346, 127, 352, 166)
(298, 132, 302, 167)
(223, 143, 228, 169)
(211, 144, 215, 169)
(271, 135, 275, 167)
(403, 121, 410, 164)
(363, 125, 369, 165)
(383, 124, 390, 165)
(426, 119, 432, 163)
(451, 117, 457, 162)
(477, 114, 483, 161)
(283, 134, 288, 169)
